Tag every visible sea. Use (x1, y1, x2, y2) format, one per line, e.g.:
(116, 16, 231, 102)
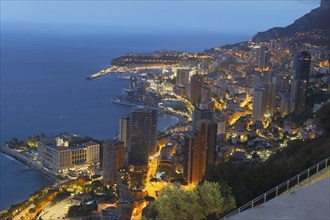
(0, 29, 251, 211)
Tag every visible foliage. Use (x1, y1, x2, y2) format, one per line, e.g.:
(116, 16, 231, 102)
(27, 139, 38, 148)
(56, 174, 67, 180)
(103, 185, 117, 200)
(145, 181, 236, 220)
(204, 101, 330, 212)
(4, 138, 25, 149)
(54, 190, 71, 202)
(144, 196, 156, 202)
(28, 207, 36, 214)
(203, 137, 330, 208)
(306, 89, 330, 109)
(33, 188, 57, 209)
(67, 204, 95, 217)
(91, 180, 103, 190)
(157, 165, 183, 181)
(286, 108, 313, 126)
(315, 102, 330, 136)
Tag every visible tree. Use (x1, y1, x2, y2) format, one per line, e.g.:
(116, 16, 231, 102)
(316, 102, 330, 136)
(28, 207, 36, 214)
(196, 181, 235, 218)
(146, 181, 236, 220)
(203, 136, 330, 207)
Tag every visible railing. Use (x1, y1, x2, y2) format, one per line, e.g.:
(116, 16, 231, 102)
(221, 157, 329, 220)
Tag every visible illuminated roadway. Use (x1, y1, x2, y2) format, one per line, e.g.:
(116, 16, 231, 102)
(145, 140, 167, 198)
(131, 140, 167, 219)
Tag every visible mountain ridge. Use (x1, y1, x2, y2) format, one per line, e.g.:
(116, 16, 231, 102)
(252, 1, 330, 42)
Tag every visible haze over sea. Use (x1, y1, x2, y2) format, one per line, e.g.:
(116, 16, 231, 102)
(0, 29, 250, 211)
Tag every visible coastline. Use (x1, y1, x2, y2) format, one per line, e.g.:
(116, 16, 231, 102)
(112, 96, 188, 125)
(112, 96, 159, 110)
(0, 111, 184, 213)
(0, 145, 61, 184)
(0, 108, 184, 188)
(112, 96, 142, 107)
(1, 31, 212, 215)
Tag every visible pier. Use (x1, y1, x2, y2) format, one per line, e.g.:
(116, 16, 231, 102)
(86, 66, 114, 79)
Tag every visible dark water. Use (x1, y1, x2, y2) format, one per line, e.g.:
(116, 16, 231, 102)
(0, 153, 54, 211)
(0, 31, 250, 142)
(0, 30, 250, 210)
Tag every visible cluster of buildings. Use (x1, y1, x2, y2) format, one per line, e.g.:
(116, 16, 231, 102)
(31, 19, 329, 219)
(252, 51, 311, 120)
(183, 120, 217, 185)
(113, 75, 162, 107)
(102, 108, 157, 182)
(101, 33, 329, 198)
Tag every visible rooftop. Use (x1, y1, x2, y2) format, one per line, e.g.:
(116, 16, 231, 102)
(46, 145, 87, 151)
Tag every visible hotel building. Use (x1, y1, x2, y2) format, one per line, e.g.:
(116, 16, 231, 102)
(38, 141, 100, 175)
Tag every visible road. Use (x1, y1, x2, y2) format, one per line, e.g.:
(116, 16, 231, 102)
(144, 140, 167, 198)
(131, 140, 168, 219)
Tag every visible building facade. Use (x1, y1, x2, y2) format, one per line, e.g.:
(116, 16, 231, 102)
(38, 141, 100, 175)
(258, 45, 269, 71)
(128, 108, 157, 168)
(252, 86, 265, 121)
(184, 121, 217, 185)
(176, 69, 190, 87)
(119, 115, 130, 148)
(102, 140, 126, 185)
(290, 51, 311, 113)
(188, 74, 204, 106)
(192, 108, 214, 131)
(264, 78, 277, 116)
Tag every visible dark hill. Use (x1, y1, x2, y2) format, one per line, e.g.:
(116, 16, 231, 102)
(252, 1, 330, 42)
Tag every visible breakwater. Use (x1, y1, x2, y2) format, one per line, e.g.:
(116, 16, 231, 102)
(0, 146, 61, 184)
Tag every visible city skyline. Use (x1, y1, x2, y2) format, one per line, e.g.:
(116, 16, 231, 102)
(0, 0, 329, 219)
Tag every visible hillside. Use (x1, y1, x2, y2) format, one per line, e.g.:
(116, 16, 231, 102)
(252, 1, 330, 42)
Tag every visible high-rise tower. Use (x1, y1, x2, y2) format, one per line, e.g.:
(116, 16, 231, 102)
(102, 140, 126, 185)
(200, 121, 217, 166)
(252, 86, 265, 121)
(119, 115, 130, 148)
(188, 74, 204, 106)
(128, 108, 157, 167)
(176, 69, 190, 87)
(184, 121, 217, 185)
(258, 45, 269, 71)
(290, 51, 311, 113)
(192, 108, 214, 131)
(264, 77, 277, 116)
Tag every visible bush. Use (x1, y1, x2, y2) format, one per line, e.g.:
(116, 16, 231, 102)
(145, 181, 236, 220)
(55, 191, 71, 202)
(67, 204, 95, 217)
(28, 207, 36, 214)
(316, 102, 330, 136)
